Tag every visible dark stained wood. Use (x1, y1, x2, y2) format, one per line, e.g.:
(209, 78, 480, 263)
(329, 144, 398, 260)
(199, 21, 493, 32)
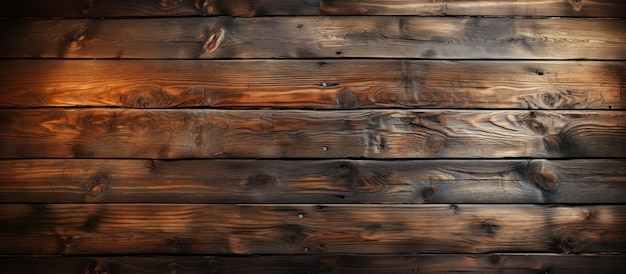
(0, 204, 624, 254)
(321, 254, 626, 273)
(321, 0, 626, 17)
(0, 0, 320, 17)
(0, 109, 624, 159)
(0, 159, 624, 204)
(0, 255, 321, 274)
(1, 254, 625, 274)
(1, 60, 623, 110)
(1, 17, 624, 59)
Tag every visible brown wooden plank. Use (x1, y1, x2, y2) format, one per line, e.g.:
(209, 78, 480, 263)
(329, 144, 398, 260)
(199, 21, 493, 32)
(321, 254, 626, 273)
(0, 159, 624, 204)
(1, 60, 623, 110)
(0, 17, 624, 59)
(0, 109, 624, 159)
(321, 0, 626, 17)
(0, 0, 320, 17)
(0, 255, 321, 274)
(1, 254, 625, 273)
(0, 204, 624, 254)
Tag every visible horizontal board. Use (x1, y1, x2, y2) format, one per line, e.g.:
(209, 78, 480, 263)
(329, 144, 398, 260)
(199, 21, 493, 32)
(0, 204, 624, 254)
(0, 0, 320, 17)
(1, 60, 623, 109)
(321, 0, 626, 17)
(1, 17, 624, 59)
(1, 254, 625, 274)
(0, 109, 624, 159)
(0, 159, 624, 203)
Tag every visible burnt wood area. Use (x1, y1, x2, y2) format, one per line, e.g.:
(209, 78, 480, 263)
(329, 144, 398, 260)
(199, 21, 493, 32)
(0, 1, 625, 273)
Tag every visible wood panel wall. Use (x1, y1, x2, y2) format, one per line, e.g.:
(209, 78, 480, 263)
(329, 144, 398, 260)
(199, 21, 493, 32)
(1, 0, 625, 273)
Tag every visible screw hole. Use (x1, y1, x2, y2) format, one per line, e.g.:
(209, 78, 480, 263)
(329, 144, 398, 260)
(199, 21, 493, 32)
(297, 24, 303, 28)
(336, 51, 342, 55)
(608, 105, 612, 109)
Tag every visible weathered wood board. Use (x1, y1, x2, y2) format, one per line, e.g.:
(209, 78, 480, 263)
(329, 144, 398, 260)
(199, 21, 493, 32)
(1, 60, 623, 109)
(1, 17, 624, 59)
(0, 0, 321, 17)
(0, 204, 623, 254)
(1, 109, 624, 158)
(321, 0, 626, 17)
(1, 254, 625, 274)
(0, 159, 624, 203)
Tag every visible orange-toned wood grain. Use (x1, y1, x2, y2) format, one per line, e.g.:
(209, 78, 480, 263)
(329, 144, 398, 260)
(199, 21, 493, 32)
(0, 109, 624, 159)
(0, 204, 623, 254)
(1, 60, 622, 109)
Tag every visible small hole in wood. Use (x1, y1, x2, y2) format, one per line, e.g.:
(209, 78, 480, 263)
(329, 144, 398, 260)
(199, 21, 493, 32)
(297, 24, 303, 28)
(608, 105, 612, 109)
(336, 51, 342, 55)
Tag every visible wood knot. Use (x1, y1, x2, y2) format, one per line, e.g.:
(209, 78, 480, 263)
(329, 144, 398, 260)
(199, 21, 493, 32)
(425, 134, 444, 155)
(159, 0, 181, 10)
(568, 0, 584, 11)
(195, 0, 218, 15)
(203, 28, 225, 54)
(85, 259, 109, 274)
(276, 224, 308, 246)
(246, 173, 278, 186)
(335, 91, 358, 109)
(81, 0, 93, 14)
(421, 185, 437, 201)
(86, 173, 108, 197)
(543, 135, 562, 153)
(526, 161, 559, 191)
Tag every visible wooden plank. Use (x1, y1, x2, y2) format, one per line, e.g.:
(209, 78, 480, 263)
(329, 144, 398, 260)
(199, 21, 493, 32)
(0, 204, 624, 254)
(0, 109, 624, 159)
(0, 0, 320, 17)
(0, 159, 624, 204)
(0, 256, 321, 273)
(321, 254, 626, 273)
(321, 0, 626, 17)
(1, 254, 625, 274)
(0, 17, 624, 59)
(1, 60, 623, 110)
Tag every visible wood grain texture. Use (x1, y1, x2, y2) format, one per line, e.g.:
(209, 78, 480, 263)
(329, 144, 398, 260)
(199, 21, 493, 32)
(0, 256, 321, 274)
(321, 0, 626, 17)
(1, 254, 625, 274)
(1, 60, 623, 110)
(321, 254, 626, 273)
(0, 109, 624, 159)
(0, 159, 624, 204)
(0, 204, 624, 254)
(1, 17, 624, 59)
(0, 0, 320, 17)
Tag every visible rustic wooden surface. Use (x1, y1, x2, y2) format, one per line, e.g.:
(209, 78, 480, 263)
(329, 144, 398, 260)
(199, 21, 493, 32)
(0, 0, 321, 17)
(1, 60, 623, 109)
(0, 159, 624, 204)
(1, 0, 625, 271)
(1, 109, 623, 159)
(321, 0, 626, 17)
(0, 204, 623, 254)
(1, 17, 624, 59)
(1, 254, 625, 274)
